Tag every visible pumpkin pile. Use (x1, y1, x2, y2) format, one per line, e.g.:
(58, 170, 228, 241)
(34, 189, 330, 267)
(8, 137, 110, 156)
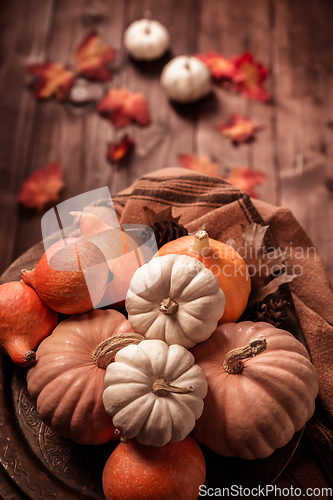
(0, 211, 319, 500)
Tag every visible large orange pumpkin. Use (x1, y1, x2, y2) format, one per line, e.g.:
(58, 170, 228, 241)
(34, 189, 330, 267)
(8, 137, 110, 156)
(102, 435, 206, 500)
(191, 321, 319, 460)
(157, 230, 251, 323)
(27, 309, 140, 445)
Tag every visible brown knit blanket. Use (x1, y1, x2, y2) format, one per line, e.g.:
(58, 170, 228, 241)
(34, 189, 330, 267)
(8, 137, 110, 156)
(110, 167, 333, 495)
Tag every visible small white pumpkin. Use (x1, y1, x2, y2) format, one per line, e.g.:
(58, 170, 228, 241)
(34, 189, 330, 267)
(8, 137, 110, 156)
(124, 18, 170, 61)
(103, 339, 208, 446)
(160, 55, 212, 103)
(125, 254, 225, 348)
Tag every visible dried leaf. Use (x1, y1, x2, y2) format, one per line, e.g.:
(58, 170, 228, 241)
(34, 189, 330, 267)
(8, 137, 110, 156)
(217, 114, 264, 145)
(222, 166, 266, 198)
(231, 52, 269, 102)
(193, 51, 236, 81)
(241, 222, 269, 249)
(107, 135, 135, 163)
(27, 62, 74, 100)
(74, 31, 116, 81)
(97, 87, 150, 128)
(235, 222, 296, 305)
(178, 154, 219, 177)
(17, 162, 65, 211)
(142, 206, 181, 226)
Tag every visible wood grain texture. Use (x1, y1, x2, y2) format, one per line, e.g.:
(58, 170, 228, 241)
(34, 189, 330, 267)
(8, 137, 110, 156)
(0, 0, 332, 287)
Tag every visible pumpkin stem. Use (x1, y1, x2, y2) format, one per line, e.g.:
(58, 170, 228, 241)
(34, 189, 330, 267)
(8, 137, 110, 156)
(92, 332, 145, 369)
(24, 350, 36, 364)
(223, 335, 267, 374)
(192, 230, 211, 256)
(184, 55, 191, 70)
(144, 18, 151, 34)
(152, 377, 194, 397)
(159, 297, 179, 315)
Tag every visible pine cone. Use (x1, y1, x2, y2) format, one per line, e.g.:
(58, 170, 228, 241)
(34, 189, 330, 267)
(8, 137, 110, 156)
(141, 221, 188, 249)
(255, 298, 290, 327)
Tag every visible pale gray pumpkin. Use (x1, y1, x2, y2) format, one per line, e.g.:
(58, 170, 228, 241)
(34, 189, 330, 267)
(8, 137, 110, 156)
(103, 339, 208, 446)
(125, 254, 225, 348)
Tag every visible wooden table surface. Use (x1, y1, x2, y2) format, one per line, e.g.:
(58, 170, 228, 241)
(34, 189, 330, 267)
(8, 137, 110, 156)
(1, 0, 333, 286)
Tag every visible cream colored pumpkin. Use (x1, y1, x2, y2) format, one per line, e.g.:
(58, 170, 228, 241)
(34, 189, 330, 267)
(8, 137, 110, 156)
(103, 339, 208, 446)
(124, 19, 170, 61)
(125, 254, 225, 348)
(160, 55, 212, 103)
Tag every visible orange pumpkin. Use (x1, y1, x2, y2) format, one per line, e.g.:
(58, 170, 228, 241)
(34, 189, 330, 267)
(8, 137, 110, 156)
(0, 281, 58, 366)
(102, 435, 206, 500)
(21, 237, 111, 314)
(157, 230, 251, 323)
(27, 309, 141, 445)
(191, 321, 319, 460)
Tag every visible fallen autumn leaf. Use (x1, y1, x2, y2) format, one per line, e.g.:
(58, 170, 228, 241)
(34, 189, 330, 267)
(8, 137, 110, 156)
(193, 51, 236, 81)
(231, 52, 269, 102)
(17, 162, 65, 211)
(107, 135, 135, 163)
(74, 31, 116, 81)
(217, 113, 264, 145)
(97, 87, 150, 128)
(223, 166, 266, 198)
(178, 154, 220, 177)
(26, 62, 74, 100)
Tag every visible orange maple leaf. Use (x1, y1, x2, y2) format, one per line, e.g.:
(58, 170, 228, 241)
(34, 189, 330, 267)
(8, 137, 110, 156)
(217, 114, 264, 145)
(107, 135, 135, 163)
(223, 166, 266, 198)
(193, 51, 236, 81)
(74, 31, 116, 81)
(27, 62, 74, 100)
(178, 154, 219, 177)
(178, 154, 266, 198)
(97, 87, 150, 128)
(17, 162, 65, 211)
(231, 52, 269, 102)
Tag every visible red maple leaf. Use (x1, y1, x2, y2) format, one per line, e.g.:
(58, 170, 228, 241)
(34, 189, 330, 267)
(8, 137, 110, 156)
(217, 114, 264, 145)
(26, 62, 74, 100)
(178, 154, 220, 177)
(97, 87, 150, 128)
(74, 31, 116, 81)
(17, 162, 65, 211)
(231, 52, 269, 102)
(107, 135, 135, 163)
(194, 51, 236, 81)
(222, 166, 266, 198)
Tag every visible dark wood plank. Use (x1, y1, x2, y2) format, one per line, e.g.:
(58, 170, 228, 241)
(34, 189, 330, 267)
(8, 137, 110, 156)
(111, 0, 199, 195)
(0, 0, 56, 276)
(273, 0, 333, 284)
(196, 0, 278, 205)
(12, 0, 127, 266)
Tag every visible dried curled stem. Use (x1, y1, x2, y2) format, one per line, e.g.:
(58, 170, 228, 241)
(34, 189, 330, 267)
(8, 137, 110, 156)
(223, 335, 267, 374)
(152, 377, 194, 397)
(92, 332, 144, 369)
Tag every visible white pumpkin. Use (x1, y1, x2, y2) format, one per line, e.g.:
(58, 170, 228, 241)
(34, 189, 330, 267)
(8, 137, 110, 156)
(125, 254, 225, 348)
(160, 55, 212, 103)
(124, 18, 170, 61)
(103, 339, 208, 446)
